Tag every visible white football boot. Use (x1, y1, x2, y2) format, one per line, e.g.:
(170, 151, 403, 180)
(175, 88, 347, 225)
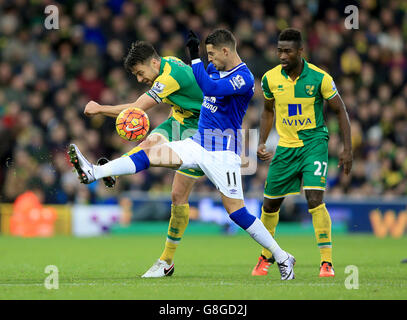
(68, 144, 96, 184)
(277, 253, 296, 280)
(141, 259, 174, 278)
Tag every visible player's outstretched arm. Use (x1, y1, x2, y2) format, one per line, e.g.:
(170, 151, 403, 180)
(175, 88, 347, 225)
(327, 93, 353, 175)
(84, 93, 158, 118)
(186, 30, 250, 97)
(257, 98, 275, 161)
(191, 59, 250, 96)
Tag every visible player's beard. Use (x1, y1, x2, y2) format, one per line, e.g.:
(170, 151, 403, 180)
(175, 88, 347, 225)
(216, 63, 226, 71)
(144, 79, 153, 86)
(282, 59, 299, 74)
(282, 65, 292, 73)
(212, 59, 227, 71)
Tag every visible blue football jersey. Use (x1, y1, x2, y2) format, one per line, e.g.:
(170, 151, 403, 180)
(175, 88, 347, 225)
(190, 59, 255, 155)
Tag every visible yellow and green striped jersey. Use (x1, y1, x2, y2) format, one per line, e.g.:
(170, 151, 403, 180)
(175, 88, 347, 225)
(146, 56, 203, 124)
(261, 59, 338, 148)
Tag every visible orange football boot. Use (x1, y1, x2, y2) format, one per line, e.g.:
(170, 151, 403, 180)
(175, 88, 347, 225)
(252, 255, 274, 276)
(319, 261, 335, 277)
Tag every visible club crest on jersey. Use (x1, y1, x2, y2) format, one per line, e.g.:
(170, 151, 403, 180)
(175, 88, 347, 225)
(152, 82, 166, 94)
(230, 74, 246, 90)
(305, 84, 315, 96)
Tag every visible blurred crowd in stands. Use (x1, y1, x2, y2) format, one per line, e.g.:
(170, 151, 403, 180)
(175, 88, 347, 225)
(0, 0, 406, 206)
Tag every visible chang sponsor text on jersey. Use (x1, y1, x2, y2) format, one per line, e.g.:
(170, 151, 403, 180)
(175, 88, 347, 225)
(190, 59, 255, 154)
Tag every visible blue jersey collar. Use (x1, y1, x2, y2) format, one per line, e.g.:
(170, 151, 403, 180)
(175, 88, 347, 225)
(219, 62, 246, 78)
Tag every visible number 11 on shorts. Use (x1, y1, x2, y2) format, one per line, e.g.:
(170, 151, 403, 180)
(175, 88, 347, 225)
(314, 161, 327, 176)
(226, 171, 237, 187)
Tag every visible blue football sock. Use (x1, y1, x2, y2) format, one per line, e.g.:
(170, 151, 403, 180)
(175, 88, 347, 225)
(229, 207, 256, 230)
(229, 206, 287, 262)
(129, 149, 150, 173)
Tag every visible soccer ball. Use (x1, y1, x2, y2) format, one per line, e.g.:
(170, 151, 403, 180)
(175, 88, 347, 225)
(115, 107, 150, 141)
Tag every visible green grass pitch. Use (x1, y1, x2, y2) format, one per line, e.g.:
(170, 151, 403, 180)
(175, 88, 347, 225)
(0, 233, 406, 300)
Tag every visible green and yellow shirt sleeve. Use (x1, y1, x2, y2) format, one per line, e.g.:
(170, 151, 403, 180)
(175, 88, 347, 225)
(320, 73, 338, 100)
(145, 57, 202, 125)
(147, 74, 181, 103)
(261, 72, 274, 100)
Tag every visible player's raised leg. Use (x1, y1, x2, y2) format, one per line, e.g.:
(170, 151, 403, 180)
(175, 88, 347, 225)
(142, 173, 197, 278)
(98, 133, 168, 188)
(68, 139, 198, 279)
(68, 140, 183, 186)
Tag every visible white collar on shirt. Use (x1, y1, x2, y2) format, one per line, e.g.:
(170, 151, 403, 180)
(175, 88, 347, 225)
(219, 63, 246, 78)
(191, 59, 246, 79)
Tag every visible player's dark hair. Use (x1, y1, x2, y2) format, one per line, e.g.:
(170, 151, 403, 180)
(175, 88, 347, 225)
(124, 41, 160, 72)
(205, 29, 236, 50)
(278, 28, 302, 48)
